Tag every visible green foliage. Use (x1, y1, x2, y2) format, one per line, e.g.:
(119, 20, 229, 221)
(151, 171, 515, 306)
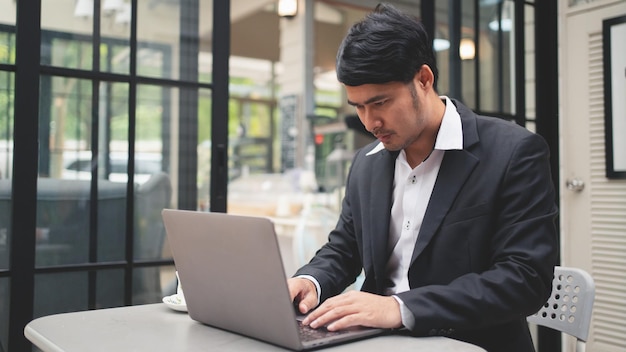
(0, 32, 16, 64)
(198, 95, 212, 143)
(0, 73, 14, 140)
(51, 38, 92, 70)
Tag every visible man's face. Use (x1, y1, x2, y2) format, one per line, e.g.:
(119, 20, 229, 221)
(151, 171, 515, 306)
(345, 80, 426, 152)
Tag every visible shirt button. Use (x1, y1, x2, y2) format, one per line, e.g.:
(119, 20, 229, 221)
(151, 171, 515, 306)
(409, 175, 417, 184)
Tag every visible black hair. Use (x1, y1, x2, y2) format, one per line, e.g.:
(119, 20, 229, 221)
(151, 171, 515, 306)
(336, 3, 438, 88)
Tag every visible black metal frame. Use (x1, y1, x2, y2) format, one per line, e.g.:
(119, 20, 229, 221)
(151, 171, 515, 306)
(210, 0, 230, 212)
(8, 2, 42, 352)
(603, 15, 626, 179)
(531, 0, 561, 351)
(4, 0, 230, 350)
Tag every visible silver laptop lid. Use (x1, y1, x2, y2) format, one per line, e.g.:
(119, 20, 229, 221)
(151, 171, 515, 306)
(162, 209, 304, 350)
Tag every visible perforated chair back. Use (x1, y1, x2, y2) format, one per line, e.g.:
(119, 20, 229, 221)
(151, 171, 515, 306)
(528, 266, 595, 349)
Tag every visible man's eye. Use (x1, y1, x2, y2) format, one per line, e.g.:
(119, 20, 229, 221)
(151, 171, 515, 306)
(374, 100, 387, 106)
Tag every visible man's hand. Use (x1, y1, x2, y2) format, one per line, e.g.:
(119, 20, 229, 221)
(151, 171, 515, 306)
(301, 290, 403, 331)
(287, 277, 318, 314)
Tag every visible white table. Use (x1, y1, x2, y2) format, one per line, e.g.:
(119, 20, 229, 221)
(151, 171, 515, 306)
(25, 303, 486, 351)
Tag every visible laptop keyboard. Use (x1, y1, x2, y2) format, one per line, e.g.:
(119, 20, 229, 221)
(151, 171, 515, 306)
(297, 320, 353, 342)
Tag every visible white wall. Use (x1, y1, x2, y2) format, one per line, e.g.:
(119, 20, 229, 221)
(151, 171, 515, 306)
(559, 0, 626, 351)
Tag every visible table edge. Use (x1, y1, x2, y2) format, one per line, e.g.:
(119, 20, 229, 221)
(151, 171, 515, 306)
(24, 321, 65, 352)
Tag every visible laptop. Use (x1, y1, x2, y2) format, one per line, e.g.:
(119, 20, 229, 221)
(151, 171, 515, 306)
(161, 209, 385, 351)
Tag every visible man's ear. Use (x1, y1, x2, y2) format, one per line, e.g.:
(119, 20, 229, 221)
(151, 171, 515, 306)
(414, 64, 434, 89)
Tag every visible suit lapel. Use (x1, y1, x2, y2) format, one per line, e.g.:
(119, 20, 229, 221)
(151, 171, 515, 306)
(410, 150, 478, 264)
(410, 101, 480, 265)
(366, 149, 397, 291)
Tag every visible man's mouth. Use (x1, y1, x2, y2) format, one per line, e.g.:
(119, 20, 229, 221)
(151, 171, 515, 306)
(374, 131, 392, 143)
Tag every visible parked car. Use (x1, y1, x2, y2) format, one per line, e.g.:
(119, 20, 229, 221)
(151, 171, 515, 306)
(62, 152, 162, 184)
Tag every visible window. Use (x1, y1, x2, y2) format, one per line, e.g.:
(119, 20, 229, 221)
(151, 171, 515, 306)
(3, 1, 227, 350)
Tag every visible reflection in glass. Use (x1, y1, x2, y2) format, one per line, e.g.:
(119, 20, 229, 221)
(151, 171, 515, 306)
(101, 42, 131, 75)
(133, 266, 165, 305)
(197, 88, 212, 211)
(434, 21, 450, 97)
(0, 71, 14, 181)
(460, 2, 477, 109)
(133, 85, 172, 264)
(0, 222, 7, 270)
(136, 84, 171, 179)
(134, 172, 171, 263)
(6, 0, 208, 346)
(42, 0, 93, 70)
(34, 178, 128, 266)
(105, 81, 132, 182)
(0, 73, 12, 352)
(137, 1, 179, 80)
(42, 76, 93, 179)
(0, 26, 16, 65)
(100, 1, 131, 75)
(0, 0, 16, 27)
(0, 68, 11, 280)
(40, 1, 131, 74)
(34, 272, 88, 318)
(136, 0, 212, 83)
(229, 99, 275, 179)
(479, 0, 515, 114)
(37, 77, 138, 266)
(96, 269, 124, 308)
(46, 36, 93, 70)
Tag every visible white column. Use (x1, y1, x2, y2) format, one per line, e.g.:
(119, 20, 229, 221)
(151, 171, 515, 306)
(278, 0, 315, 170)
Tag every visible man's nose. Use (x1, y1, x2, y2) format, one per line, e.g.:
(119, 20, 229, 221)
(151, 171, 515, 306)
(360, 109, 381, 133)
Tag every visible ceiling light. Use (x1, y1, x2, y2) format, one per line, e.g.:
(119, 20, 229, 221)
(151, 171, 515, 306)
(74, 0, 93, 18)
(103, 0, 125, 15)
(433, 38, 450, 52)
(460, 38, 475, 60)
(115, 3, 131, 25)
(278, 0, 298, 19)
(489, 1, 513, 32)
(489, 18, 512, 31)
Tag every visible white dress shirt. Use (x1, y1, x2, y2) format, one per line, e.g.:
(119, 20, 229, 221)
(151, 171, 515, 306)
(385, 96, 463, 328)
(385, 96, 464, 295)
(300, 96, 463, 328)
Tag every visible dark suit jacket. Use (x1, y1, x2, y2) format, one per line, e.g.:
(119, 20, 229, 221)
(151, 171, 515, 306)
(295, 99, 558, 351)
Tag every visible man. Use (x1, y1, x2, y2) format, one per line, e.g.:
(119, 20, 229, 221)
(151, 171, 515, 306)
(287, 3, 558, 351)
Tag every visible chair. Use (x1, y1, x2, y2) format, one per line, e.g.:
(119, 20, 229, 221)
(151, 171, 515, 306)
(0, 173, 172, 314)
(527, 266, 595, 352)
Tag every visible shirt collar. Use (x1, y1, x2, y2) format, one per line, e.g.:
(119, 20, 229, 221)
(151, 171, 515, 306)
(366, 96, 463, 156)
(435, 96, 463, 151)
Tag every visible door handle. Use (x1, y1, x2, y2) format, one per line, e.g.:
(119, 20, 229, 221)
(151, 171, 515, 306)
(565, 178, 585, 192)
